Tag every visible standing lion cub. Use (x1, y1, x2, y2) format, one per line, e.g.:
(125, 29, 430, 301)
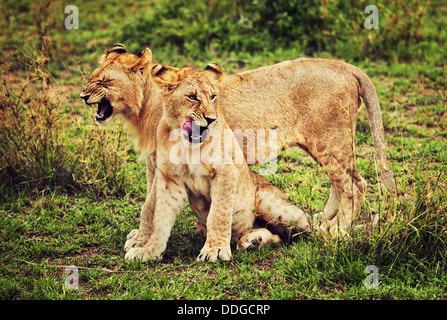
(125, 63, 310, 262)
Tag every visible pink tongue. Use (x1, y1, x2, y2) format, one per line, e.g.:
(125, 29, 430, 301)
(99, 105, 106, 116)
(182, 119, 193, 136)
(182, 119, 201, 138)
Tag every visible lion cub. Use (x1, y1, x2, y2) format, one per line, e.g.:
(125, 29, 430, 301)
(125, 62, 310, 262)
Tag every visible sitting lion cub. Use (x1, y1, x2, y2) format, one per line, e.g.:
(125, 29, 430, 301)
(125, 62, 310, 262)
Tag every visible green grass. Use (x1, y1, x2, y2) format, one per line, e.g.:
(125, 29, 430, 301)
(1, 190, 446, 299)
(1, 0, 446, 300)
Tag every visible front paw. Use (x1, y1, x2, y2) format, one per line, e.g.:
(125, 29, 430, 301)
(124, 229, 147, 253)
(197, 245, 231, 262)
(125, 242, 164, 262)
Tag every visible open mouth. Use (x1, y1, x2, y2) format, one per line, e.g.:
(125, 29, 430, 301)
(95, 99, 113, 122)
(182, 119, 209, 144)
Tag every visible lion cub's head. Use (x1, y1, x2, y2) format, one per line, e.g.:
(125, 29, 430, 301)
(151, 62, 223, 144)
(80, 44, 153, 126)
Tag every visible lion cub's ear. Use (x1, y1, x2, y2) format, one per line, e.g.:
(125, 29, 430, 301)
(106, 43, 127, 56)
(202, 62, 223, 82)
(99, 43, 128, 63)
(130, 48, 152, 76)
(151, 64, 180, 91)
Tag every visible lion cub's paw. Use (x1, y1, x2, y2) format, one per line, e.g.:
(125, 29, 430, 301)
(237, 235, 263, 251)
(124, 229, 146, 253)
(312, 212, 325, 226)
(197, 245, 231, 262)
(125, 243, 163, 262)
(237, 229, 281, 251)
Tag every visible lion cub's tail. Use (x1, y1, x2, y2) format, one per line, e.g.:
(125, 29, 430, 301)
(353, 68, 396, 192)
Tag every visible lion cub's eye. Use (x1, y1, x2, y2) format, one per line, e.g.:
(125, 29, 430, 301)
(211, 94, 217, 101)
(186, 95, 198, 101)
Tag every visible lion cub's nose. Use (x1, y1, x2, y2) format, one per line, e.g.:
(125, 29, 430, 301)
(80, 93, 90, 103)
(204, 116, 217, 127)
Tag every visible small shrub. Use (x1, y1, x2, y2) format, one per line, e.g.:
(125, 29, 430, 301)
(0, 32, 131, 197)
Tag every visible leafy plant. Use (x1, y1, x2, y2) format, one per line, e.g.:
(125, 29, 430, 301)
(119, 0, 446, 64)
(0, 31, 132, 197)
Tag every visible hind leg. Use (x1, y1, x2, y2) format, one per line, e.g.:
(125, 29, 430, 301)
(237, 228, 281, 251)
(313, 184, 340, 224)
(322, 160, 367, 237)
(256, 189, 311, 240)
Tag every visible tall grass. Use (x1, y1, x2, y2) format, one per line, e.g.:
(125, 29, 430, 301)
(276, 169, 447, 298)
(0, 31, 131, 197)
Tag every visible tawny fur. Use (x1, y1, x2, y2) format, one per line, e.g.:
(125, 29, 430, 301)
(80, 44, 395, 249)
(127, 64, 310, 261)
